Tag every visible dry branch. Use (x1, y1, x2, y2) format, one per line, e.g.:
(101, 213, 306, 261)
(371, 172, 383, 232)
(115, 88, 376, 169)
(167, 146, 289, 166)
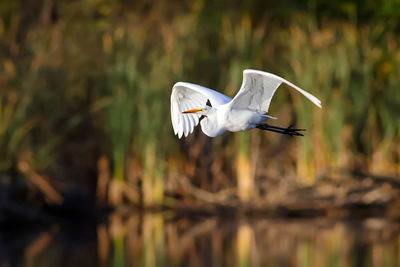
(17, 161, 63, 205)
(178, 177, 236, 204)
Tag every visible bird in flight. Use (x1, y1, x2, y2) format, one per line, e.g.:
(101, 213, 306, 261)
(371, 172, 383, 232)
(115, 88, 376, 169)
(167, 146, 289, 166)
(170, 69, 322, 138)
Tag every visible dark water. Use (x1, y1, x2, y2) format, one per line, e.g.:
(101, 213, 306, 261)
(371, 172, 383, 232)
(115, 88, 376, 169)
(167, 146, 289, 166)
(1, 213, 399, 267)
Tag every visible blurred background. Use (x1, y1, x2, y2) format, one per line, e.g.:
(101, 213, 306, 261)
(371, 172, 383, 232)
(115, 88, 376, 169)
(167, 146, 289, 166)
(1, 0, 400, 266)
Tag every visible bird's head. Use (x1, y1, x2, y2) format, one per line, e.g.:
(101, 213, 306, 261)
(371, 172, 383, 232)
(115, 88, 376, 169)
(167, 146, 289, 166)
(182, 106, 212, 115)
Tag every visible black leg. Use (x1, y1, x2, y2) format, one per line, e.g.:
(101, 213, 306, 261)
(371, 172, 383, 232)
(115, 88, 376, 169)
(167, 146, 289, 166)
(256, 123, 305, 136)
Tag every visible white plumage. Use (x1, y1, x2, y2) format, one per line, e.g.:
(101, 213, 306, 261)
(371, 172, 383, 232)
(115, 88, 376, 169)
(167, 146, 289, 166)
(170, 69, 322, 139)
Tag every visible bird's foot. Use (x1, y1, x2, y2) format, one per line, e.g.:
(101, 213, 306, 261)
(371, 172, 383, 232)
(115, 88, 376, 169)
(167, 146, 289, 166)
(283, 125, 305, 136)
(256, 123, 305, 136)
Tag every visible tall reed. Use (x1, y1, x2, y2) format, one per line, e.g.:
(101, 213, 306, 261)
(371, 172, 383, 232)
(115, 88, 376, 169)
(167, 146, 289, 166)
(1, 0, 399, 206)
(279, 16, 400, 179)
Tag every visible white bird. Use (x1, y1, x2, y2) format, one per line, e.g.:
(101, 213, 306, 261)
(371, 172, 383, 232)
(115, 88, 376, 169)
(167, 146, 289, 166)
(170, 69, 322, 138)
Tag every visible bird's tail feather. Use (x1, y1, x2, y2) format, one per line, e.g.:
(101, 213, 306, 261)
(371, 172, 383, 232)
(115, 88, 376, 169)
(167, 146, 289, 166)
(260, 114, 277, 120)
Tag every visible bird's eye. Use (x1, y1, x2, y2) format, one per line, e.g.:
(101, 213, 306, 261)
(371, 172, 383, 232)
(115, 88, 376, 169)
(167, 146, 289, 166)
(206, 99, 212, 107)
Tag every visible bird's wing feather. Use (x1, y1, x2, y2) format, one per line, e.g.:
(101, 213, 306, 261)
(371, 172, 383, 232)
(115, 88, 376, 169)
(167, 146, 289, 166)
(230, 69, 322, 113)
(171, 82, 232, 138)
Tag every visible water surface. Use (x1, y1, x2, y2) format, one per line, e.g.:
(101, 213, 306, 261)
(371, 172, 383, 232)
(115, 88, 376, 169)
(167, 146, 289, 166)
(2, 213, 399, 267)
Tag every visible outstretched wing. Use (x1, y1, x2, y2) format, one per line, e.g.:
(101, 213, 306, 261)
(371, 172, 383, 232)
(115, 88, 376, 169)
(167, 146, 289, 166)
(230, 69, 322, 113)
(170, 82, 232, 138)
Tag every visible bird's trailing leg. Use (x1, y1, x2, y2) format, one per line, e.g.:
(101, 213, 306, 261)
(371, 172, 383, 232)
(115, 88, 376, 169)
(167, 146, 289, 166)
(256, 123, 305, 136)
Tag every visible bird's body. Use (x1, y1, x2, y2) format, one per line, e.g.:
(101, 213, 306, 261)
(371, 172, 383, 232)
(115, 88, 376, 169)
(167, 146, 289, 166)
(201, 104, 269, 137)
(170, 69, 322, 138)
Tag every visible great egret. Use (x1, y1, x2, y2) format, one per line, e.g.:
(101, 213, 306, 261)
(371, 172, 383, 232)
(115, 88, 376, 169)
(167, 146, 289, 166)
(170, 69, 322, 138)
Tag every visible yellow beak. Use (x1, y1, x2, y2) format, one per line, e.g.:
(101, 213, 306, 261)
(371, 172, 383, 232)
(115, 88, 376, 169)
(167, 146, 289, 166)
(182, 108, 204, 114)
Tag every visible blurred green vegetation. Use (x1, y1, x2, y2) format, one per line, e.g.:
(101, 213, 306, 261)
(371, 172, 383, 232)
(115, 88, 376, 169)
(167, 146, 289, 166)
(0, 0, 399, 206)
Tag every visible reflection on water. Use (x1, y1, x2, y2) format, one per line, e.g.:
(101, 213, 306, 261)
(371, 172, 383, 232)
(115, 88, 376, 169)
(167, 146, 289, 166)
(1, 213, 399, 267)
